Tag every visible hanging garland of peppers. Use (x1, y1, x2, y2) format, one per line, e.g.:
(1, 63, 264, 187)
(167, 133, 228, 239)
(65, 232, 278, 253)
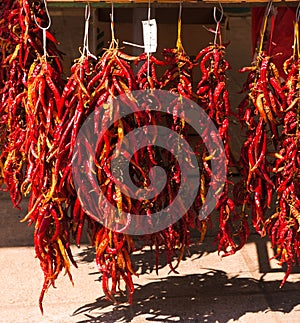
(57, 15, 141, 302)
(87, 42, 139, 303)
(231, 3, 300, 286)
(266, 17, 300, 287)
(0, 0, 62, 206)
(236, 43, 284, 236)
(156, 16, 208, 272)
(192, 9, 240, 256)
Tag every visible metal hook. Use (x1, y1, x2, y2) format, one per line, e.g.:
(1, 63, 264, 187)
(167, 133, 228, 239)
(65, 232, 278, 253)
(82, 2, 96, 59)
(33, 0, 51, 59)
(33, 0, 51, 30)
(110, 0, 114, 24)
(296, 1, 300, 22)
(213, 1, 223, 25)
(178, 0, 183, 22)
(212, 2, 223, 45)
(85, 1, 91, 21)
(257, 0, 275, 54)
(148, 0, 151, 22)
(264, 0, 274, 18)
(109, 0, 118, 49)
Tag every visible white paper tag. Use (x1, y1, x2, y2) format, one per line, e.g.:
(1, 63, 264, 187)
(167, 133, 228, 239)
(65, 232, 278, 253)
(142, 19, 157, 53)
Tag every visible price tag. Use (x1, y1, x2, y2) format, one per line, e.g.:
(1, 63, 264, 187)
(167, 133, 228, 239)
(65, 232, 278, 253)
(142, 19, 157, 53)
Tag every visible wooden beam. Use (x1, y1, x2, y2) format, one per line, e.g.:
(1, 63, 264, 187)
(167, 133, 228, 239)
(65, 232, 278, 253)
(46, 0, 299, 8)
(47, 0, 298, 2)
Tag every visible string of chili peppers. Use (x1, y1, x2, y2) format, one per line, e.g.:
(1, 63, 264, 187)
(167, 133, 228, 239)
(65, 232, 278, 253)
(224, 1, 300, 287)
(0, 0, 62, 207)
(157, 13, 208, 271)
(192, 7, 239, 256)
(126, 7, 206, 275)
(76, 12, 141, 303)
(232, 2, 285, 252)
(0, 0, 78, 314)
(18, 1, 76, 313)
(265, 14, 300, 287)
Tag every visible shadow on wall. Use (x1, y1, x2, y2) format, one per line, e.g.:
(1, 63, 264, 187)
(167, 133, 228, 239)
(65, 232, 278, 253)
(72, 269, 300, 323)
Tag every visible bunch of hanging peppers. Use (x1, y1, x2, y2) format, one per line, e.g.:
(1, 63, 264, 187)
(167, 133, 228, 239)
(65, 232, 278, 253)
(230, 5, 300, 287)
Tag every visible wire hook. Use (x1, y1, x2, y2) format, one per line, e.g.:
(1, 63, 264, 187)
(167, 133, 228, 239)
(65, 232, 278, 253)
(212, 2, 223, 45)
(258, 0, 275, 54)
(82, 2, 96, 59)
(34, 0, 51, 30)
(148, 0, 151, 22)
(178, 0, 183, 22)
(109, 0, 118, 49)
(213, 1, 223, 25)
(296, 1, 300, 22)
(34, 0, 51, 59)
(84, 1, 91, 21)
(264, 0, 273, 18)
(85, 1, 91, 21)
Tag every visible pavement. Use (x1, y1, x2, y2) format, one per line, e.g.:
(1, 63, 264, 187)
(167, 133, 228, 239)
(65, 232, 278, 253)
(1, 191, 300, 323)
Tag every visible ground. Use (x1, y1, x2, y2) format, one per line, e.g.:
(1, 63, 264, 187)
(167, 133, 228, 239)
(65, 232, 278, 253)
(1, 191, 300, 323)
